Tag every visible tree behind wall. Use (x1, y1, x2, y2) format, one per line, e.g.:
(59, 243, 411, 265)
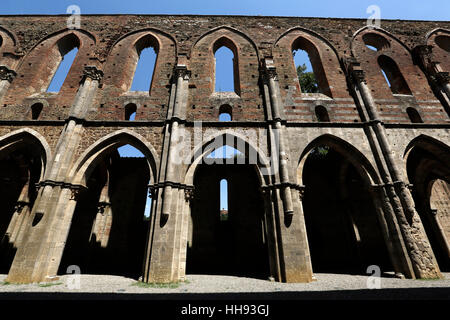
(297, 64, 319, 93)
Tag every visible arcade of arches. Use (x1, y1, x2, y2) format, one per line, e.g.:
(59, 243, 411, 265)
(0, 15, 449, 284)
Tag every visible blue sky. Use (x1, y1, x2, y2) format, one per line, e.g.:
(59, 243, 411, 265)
(0, 0, 448, 20)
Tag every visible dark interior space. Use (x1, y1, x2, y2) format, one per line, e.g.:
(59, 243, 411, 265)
(302, 146, 392, 274)
(0, 144, 41, 274)
(187, 163, 270, 279)
(58, 154, 150, 279)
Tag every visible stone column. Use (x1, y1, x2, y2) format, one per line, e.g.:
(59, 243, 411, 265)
(346, 57, 442, 279)
(161, 65, 190, 218)
(262, 59, 293, 216)
(414, 45, 450, 108)
(257, 58, 313, 283)
(6, 66, 103, 283)
(431, 72, 450, 100)
(143, 64, 191, 283)
(0, 65, 16, 102)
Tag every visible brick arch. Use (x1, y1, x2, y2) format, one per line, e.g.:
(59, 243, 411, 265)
(0, 26, 18, 54)
(404, 134, 450, 270)
(108, 27, 177, 57)
(404, 134, 450, 182)
(296, 134, 380, 186)
(105, 31, 163, 93)
(426, 28, 450, 72)
(190, 27, 260, 103)
(5, 30, 95, 105)
(98, 29, 176, 117)
(351, 27, 433, 101)
(273, 27, 347, 99)
(191, 26, 259, 59)
(22, 28, 96, 57)
(69, 129, 159, 187)
(351, 26, 412, 56)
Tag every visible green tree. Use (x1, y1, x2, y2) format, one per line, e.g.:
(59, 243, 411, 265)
(297, 64, 319, 93)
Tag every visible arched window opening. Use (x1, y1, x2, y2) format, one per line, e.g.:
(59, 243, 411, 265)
(362, 33, 390, 52)
(378, 55, 412, 95)
(293, 48, 319, 93)
(0, 35, 3, 48)
(435, 35, 450, 52)
(116, 144, 151, 220)
(292, 37, 331, 96)
(31, 103, 43, 120)
(213, 38, 239, 95)
(219, 104, 232, 121)
(315, 105, 330, 122)
(47, 35, 79, 92)
(124, 103, 137, 121)
(407, 107, 423, 123)
(130, 45, 157, 92)
(220, 179, 229, 221)
(214, 47, 235, 92)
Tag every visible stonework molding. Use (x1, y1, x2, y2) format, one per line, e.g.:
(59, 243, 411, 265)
(174, 65, 191, 80)
(431, 72, 450, 86)
(82, 66, 104, 85)
(0, 65, 17, 82)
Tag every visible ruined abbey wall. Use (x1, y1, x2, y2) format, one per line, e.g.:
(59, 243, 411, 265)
(0, 15, 449, 284)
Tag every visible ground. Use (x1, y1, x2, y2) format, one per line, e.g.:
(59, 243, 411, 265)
(0, 273, 448, 300)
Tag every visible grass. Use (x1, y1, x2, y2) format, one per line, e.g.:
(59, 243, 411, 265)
(38, 282, 63, 287)
(131, 279, 190, 289)
(416, 277, 442, 281)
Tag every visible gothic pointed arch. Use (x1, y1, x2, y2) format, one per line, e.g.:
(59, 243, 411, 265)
(426, 28, 450, 72)
(297, 134, 380, 186)
(0, 129, 49, 274)
(273, 27, 346, 99)
(297, 134, 394, 275)
(189, 26, 261, 105)
(69, 129, 159, 187)
(404, 135, 450, 270)
(351, 26, 432, 100)
(9, 29, 95, 100)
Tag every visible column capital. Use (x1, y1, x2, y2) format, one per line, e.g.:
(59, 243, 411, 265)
(431, 71, 450, 86)
(174, 65, 191, 80)
(184, 187, 195, 202)
(413, 45, 440, 70)
(14, 200, 30, 214)
(0, 65, 17, 82)
(97, 201, 111, 214)
(82, 66, 104, 84)
(343, 56, 367, 84)
(260, 57, 279, 82)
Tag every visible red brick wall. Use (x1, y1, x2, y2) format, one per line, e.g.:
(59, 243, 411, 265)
(0, 15, 448, 124)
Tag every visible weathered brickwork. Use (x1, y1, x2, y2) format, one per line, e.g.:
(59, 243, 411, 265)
(0, 15, 449, 284)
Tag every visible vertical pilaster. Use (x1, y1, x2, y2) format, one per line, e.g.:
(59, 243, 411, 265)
(345, 57, 442, 279)
(414, 45, 450, 111)
(259, 58, 313, 283)
(6, 66, 103, 283)
(143, 63, 191, 283)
